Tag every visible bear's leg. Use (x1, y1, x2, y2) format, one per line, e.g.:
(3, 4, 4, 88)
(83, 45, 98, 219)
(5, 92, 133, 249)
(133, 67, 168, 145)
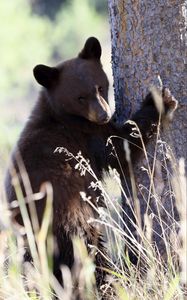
(53, 229, 74, 285)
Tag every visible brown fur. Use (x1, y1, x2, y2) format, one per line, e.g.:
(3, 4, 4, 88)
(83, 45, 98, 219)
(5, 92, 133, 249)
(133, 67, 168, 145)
(5, 37, 177, 297)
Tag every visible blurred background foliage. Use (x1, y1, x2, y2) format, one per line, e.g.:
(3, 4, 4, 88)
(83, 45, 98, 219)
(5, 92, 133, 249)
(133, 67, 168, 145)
(0, 0, 112, 179)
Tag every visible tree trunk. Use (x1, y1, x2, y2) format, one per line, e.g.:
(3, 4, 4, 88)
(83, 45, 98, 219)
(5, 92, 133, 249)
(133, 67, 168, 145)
(108, 0, 187, 259)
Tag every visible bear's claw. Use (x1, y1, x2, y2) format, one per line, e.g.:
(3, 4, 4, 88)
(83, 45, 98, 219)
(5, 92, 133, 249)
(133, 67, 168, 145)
(163, 88, 178, 110)
(162, 87, 178, 120)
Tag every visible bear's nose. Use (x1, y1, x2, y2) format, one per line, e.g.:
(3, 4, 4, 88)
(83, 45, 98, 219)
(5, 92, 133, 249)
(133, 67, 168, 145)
(99, 111, 110, 123)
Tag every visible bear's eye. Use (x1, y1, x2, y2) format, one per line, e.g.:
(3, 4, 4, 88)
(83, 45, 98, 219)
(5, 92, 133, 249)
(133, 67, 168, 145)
(78, 96, 86, 103)
(98, 86, 103, 93)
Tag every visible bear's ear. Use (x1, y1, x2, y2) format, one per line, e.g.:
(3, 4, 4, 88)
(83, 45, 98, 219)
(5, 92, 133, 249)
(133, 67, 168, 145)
(33, 64, 59, 88)
(78, 37, 102, 60)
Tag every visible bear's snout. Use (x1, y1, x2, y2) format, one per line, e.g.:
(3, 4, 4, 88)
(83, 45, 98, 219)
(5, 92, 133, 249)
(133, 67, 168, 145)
(88, 97, 111, 124)
(98, 111, 111, 124)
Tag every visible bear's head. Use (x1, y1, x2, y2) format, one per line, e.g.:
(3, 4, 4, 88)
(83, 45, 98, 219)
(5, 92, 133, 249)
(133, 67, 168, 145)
(33, 37, 111, 124)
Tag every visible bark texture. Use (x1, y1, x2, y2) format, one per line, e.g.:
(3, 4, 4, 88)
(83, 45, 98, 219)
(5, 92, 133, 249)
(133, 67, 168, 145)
(108, 0, 186, 158)
(108, 0, 187, 257)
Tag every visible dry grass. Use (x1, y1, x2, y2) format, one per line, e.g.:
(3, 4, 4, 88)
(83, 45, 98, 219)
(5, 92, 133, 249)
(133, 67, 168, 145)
(0, 152, 186, 300)
(0, 106, 186, 299)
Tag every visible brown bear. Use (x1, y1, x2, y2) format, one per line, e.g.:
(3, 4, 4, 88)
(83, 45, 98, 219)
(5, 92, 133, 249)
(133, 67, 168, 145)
(5, 37, 178, 297)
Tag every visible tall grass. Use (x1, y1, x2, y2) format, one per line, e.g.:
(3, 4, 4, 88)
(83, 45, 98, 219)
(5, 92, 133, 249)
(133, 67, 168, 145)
(0, 130, 186, 299)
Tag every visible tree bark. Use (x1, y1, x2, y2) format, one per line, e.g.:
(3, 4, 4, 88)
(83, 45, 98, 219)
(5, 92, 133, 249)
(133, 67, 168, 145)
(108, 0, 187, 258)
(108, 0, 186, 155)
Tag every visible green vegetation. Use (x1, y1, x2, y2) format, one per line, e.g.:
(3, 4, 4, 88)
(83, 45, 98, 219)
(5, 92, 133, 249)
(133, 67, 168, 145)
(52, 0, 108, 59)
(0, 1, 52, 96)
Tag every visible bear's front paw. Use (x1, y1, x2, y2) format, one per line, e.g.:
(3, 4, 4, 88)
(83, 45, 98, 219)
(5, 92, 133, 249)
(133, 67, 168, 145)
(150, 86, 178, 120)
(162, 88, 178, 120)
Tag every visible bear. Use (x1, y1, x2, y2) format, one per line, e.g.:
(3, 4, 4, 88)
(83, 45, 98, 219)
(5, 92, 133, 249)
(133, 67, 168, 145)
(5, 37, 178, 298)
